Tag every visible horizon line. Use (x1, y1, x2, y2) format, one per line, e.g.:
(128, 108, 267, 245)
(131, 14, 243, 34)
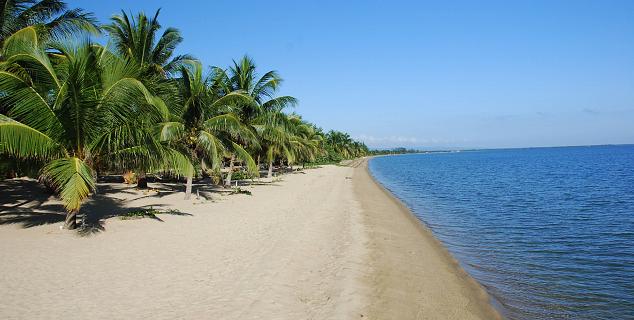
(369, 143, 634, 152)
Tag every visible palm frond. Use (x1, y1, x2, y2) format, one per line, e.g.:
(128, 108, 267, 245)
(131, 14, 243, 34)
(196, 130, 223, 169)
(0, 71, 63, 134)
(158, 121, 186, 142)
(41, 157, 95, 212)
(230, 141, 257, 175)
(45, 8, 100, 39)
(203, 113, 258, 146)
(0, 114, 65, 159)
(162, 148, 194, 177)
(261, 96, 298, 113)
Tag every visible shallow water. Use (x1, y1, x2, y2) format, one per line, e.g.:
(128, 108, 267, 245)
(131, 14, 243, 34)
(368, 145, 634, 320)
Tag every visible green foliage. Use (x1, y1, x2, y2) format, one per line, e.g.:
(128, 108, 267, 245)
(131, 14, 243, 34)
(0, 5, 366, 230)
(119, 208, 161, 220)
(104, 9, 191, 77)
(0, 154, 43, 178)
(0, 27, 180, 228)
(41, 157, 95, 212)
(368, 147, 421, 155)
(119, 207, 184, 220)
(0, 0, 98, 45)
(230, 170, 254, 181)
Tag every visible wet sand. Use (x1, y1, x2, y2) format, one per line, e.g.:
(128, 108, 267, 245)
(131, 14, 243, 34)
(352, 157, 501, 319)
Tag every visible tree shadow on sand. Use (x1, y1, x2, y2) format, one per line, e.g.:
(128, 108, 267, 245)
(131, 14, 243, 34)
(0, 175, 286, 235)
(0, 179, 193, 235)
(0, 179, 66, 227)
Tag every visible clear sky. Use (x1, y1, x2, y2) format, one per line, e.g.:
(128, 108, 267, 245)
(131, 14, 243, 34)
(70, 0, 634, 149)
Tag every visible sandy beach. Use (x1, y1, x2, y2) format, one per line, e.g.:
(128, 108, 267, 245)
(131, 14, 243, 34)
(0, 159, 500, 319)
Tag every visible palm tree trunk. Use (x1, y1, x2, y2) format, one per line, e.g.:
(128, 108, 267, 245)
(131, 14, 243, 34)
(256, 154, 261, 180)
(64, 210, 78, 230)
(267, 160, 274, 179)
(224, 154, 235, 187)
(137, 170, 148, 189)
(184, 173, 193, 200)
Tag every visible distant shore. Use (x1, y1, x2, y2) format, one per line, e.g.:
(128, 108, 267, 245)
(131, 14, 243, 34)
(0, 161, 499, 319)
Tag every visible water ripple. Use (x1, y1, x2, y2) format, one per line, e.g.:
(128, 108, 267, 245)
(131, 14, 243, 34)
(369, 145, 634, 320)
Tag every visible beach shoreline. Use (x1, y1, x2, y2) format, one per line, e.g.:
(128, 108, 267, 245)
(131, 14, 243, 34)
(1, 161, 500, 319)
(353, 157, 502, 319)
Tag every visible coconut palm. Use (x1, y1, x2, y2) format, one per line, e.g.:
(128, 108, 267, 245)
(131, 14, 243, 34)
(0, 0, 98, 46)
(286, 115, 323, 167)
(252, 111, 292, 178)
(0, 29, 169, 229)
(212, 55, 297, 181)
(326, 130, 353, 159)
(104, 9, 190, 187)
(104, 9, 191, 78)
(159, 60, 257, 199)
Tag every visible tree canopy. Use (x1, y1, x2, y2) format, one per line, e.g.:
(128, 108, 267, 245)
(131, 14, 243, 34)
(0, 1, 368, 230)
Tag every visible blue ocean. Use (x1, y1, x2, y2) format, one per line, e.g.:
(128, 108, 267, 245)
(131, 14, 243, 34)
(368, 145, 634, 320)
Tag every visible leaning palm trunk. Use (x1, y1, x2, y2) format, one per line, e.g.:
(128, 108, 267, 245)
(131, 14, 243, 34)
(224, 155, 235, 187)
(184, 173, 193, 200)
(267, 160, 274, 179)
(64, 209, 78, 230)
(256, 155, 261, 180)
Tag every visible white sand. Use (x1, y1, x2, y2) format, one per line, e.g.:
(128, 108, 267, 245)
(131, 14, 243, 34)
(0, 161, 499, 319)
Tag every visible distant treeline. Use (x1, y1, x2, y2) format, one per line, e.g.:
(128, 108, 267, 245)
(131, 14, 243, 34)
(369, 147, 421, 155)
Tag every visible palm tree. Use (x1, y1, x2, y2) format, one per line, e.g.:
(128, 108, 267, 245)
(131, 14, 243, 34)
(286, 115, 323, 167)
(0, 29, 168, 229)
(104, 9, 191, 78)
(326, 130, 354, 159)
(254, 111, 293, 178)
(212, 55, 297, 181)
(0, 0, 98, 46)
(160, 60, 257, 199)
(104, 9, 191, 188)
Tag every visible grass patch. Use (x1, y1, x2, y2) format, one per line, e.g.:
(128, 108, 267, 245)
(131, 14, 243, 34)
(119, 207, 185, 220)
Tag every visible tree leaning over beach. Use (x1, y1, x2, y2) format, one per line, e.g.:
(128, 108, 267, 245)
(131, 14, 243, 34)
(160, 60, 258, 199)
(286, 114, 323, 166)
(212, 55, 298, 179)
(0, 29, 170, 229)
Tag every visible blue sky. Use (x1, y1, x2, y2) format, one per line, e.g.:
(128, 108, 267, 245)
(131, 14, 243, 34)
(70, 0, 634, 149)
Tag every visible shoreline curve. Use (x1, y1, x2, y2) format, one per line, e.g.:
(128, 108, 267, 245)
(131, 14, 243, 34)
(352, 156, 503, 319)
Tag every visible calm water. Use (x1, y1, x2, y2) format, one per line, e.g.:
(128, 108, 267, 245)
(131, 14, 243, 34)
(368, 145, 634, 320)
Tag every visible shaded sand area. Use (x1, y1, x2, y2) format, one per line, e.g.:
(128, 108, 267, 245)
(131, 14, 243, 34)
(0, 160, 500, 319)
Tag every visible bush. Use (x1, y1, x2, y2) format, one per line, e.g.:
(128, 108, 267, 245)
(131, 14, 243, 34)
(230, 170, 255, 180)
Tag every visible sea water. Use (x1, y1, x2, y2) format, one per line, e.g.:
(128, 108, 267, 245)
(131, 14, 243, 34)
(368, 145, 634, 320)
